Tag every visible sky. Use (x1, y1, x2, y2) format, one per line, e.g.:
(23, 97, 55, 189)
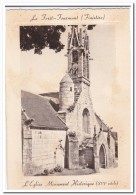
(21, 25, 117, 131)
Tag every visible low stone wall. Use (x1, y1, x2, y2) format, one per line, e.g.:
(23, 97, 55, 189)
(23, 126, 66, 175)
(31, 129, 66, 174)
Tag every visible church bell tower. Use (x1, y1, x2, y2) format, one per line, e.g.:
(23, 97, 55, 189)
(67, 25, 91, 88)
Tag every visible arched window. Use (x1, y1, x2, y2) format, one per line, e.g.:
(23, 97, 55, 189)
(82, 108, 90, 133)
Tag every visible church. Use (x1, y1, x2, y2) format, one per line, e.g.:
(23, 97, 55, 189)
(21, 25, 118, 175)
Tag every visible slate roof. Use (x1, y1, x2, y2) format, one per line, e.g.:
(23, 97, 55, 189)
(60, 73, 73, 83)
(40, 92, 59, 112)
(21, 90, 67, 130)
(95, 113, 109, 131)
(40, 92, 59, 100)
(95, 113, 117, 140)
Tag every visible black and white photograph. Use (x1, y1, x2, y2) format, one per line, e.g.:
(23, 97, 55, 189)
(21, 25, 118, 177)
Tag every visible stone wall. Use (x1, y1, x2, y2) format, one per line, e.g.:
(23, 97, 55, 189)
(31, 129, 66, 174)
(96, 131, 116, 169)
(66, 82, 100, 143)
(67, 136, 79, 169)
(22, 125, 32, 175)
(97, 131, 109, 168)
(22, 125, 66, 175)
(108, 134, 116, 167)
(59, 77, 74, 111)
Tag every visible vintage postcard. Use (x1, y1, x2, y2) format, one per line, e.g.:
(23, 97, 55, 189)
(4, 4, 133, 192)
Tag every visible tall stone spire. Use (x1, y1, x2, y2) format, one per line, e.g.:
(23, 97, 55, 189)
(67, 25, 90, 86)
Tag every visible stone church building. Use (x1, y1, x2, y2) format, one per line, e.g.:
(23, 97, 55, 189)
(21, 25, 118, 175)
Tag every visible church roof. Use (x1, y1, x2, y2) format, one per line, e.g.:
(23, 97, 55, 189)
(40, 92, 59, 111)
(60, 73, 73, 83)
(21, 90, 67, 130)
(95, 113, 109, 132)
(95, 113, 117, 140)
(40, 92, 59, 99)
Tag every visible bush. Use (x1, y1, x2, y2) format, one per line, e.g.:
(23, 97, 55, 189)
(43, 169, 49, 175)
(49, 169, 54, 174)
(54, 165, 63, 172)
(68, 131, 76, 137)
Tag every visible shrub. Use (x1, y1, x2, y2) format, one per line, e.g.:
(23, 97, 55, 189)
(49, 169, 54, 174)
(43, 169, 49, 175)
(54, 165, 63, 172)
(68, 131, 76, 137)
(67, 105, 75, 112)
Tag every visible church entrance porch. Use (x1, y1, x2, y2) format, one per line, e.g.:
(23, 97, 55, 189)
(79, 148, 94, 169)
(84, 148, 94, 168)
(79, 137, 94, 169)
(99, 144, 107, 168)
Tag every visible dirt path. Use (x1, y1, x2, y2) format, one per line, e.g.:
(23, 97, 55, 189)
(53, 168, 95, 176)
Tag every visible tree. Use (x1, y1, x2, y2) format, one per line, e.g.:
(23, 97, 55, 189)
(20, 25, 66, 54)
